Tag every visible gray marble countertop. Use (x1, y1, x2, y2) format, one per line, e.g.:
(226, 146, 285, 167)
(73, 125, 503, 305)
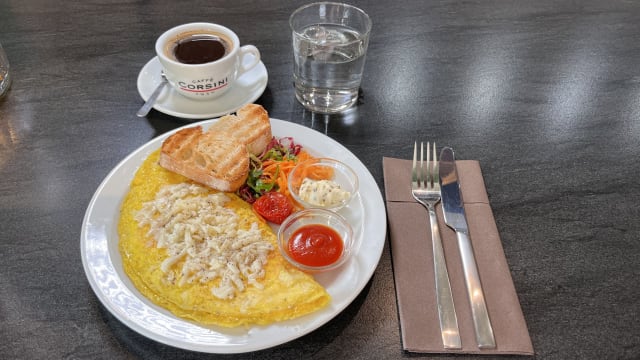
(1, 0, 639, 359)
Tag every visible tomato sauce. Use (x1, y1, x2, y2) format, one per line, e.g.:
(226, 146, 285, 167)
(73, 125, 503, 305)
(288, 224, 344, 267)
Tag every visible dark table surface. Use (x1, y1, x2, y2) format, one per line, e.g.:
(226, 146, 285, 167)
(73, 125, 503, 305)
(2, 0, 639, 359)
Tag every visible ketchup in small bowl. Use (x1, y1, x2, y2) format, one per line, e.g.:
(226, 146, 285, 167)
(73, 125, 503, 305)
(277, 209, 354, 272)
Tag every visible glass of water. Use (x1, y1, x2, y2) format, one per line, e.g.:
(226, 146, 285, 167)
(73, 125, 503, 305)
(0, 42, 11, 99)
(290, 2, 371, 114)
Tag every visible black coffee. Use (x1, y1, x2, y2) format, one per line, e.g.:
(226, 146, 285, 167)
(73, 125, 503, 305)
(173, 35, 229, 64)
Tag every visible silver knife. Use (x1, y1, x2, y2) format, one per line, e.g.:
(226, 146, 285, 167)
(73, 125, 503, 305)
(439, 147, 496, 349)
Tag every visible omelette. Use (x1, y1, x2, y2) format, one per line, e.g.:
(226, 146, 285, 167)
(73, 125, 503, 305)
(118, 150, 330, 327)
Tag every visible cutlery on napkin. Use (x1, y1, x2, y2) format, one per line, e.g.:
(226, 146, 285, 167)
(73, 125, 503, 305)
(383, 157, 533, 355)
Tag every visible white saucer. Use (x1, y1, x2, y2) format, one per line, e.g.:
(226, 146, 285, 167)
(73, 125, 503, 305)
(136, 56, 268, 119)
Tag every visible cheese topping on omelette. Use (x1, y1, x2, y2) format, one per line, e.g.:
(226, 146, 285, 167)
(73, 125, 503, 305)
(118, 150, 330, 327)
(135, 184, 273, 300)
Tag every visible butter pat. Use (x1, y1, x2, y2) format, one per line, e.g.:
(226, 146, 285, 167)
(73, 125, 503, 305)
(298, 178, 350, 207)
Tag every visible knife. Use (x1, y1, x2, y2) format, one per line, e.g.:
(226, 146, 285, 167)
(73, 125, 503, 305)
(439, 147, 496, 349)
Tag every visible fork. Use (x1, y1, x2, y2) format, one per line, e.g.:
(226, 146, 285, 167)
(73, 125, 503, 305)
(411, 142, 462, 349)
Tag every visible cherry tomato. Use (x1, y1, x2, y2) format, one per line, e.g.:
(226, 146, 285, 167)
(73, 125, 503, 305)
(252, 191, 293, 224)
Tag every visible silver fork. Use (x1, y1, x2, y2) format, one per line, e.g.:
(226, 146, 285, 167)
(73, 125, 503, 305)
(411, 142, 462, 349)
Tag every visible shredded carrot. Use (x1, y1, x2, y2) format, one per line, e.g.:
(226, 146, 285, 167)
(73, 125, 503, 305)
(261, 156, 303, 199)
(300, 163, 333, 181)
(259, 150, 334, 206)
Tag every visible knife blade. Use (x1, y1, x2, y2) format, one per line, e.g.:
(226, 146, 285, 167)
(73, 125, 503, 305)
(439, 147, 496, 349)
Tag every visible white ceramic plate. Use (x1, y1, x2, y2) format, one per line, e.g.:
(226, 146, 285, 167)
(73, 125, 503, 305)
(81, 119, 387, 354)
(136, 56, 268, 119)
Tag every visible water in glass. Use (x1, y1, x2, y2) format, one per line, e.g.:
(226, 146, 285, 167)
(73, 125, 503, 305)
(293, 24, 367, 113)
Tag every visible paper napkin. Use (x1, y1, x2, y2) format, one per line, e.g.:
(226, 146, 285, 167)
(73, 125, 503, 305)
(383, 157, 533, 355)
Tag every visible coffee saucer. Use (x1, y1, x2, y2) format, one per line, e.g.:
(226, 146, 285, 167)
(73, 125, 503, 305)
(136, 56, 268, 119)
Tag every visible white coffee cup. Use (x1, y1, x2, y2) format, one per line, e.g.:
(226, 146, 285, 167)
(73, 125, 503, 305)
(155, 22, 260, 100)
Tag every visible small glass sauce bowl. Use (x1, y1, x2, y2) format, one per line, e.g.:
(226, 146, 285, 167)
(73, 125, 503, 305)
(288, 158, 359, 211)
(277, 208, 354, 273)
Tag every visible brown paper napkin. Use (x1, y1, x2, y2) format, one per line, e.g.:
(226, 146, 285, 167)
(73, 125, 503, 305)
(383, 157, 533, 355)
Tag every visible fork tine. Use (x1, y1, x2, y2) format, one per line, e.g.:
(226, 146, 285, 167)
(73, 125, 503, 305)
(426, 142, 431, 188)
(420, 141, 425, 187)
(412, 141, 417, 186)
(432, 142, 439, 188)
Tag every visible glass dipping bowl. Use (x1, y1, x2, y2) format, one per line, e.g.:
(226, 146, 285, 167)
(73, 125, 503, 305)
(277, 208, 354, 273)
(288, 158, 359, 211)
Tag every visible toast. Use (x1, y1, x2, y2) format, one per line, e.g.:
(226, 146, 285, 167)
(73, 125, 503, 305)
(158, 104, 272, 192)
(209, 103, 271, 155)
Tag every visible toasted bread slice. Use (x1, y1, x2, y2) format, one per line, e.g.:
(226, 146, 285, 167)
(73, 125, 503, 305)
(158, 104, 272, 192)
(158, 126, 249, 192)
(208, 103, 271, 155)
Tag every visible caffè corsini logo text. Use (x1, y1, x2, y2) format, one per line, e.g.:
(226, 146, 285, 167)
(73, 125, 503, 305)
(179, 77, 228, 93)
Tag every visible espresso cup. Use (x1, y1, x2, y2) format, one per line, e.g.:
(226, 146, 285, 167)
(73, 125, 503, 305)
(155, 22, 260, 100)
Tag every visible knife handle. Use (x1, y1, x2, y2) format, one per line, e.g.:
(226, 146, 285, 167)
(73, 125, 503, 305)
(455, 230, 496, 349)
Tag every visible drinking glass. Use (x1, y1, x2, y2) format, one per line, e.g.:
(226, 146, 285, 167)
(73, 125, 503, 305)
(0, 42, 11, 99)
(290, 2, 371, 114)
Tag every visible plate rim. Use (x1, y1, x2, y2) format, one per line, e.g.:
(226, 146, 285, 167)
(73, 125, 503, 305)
(80, 118, 387, 353)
